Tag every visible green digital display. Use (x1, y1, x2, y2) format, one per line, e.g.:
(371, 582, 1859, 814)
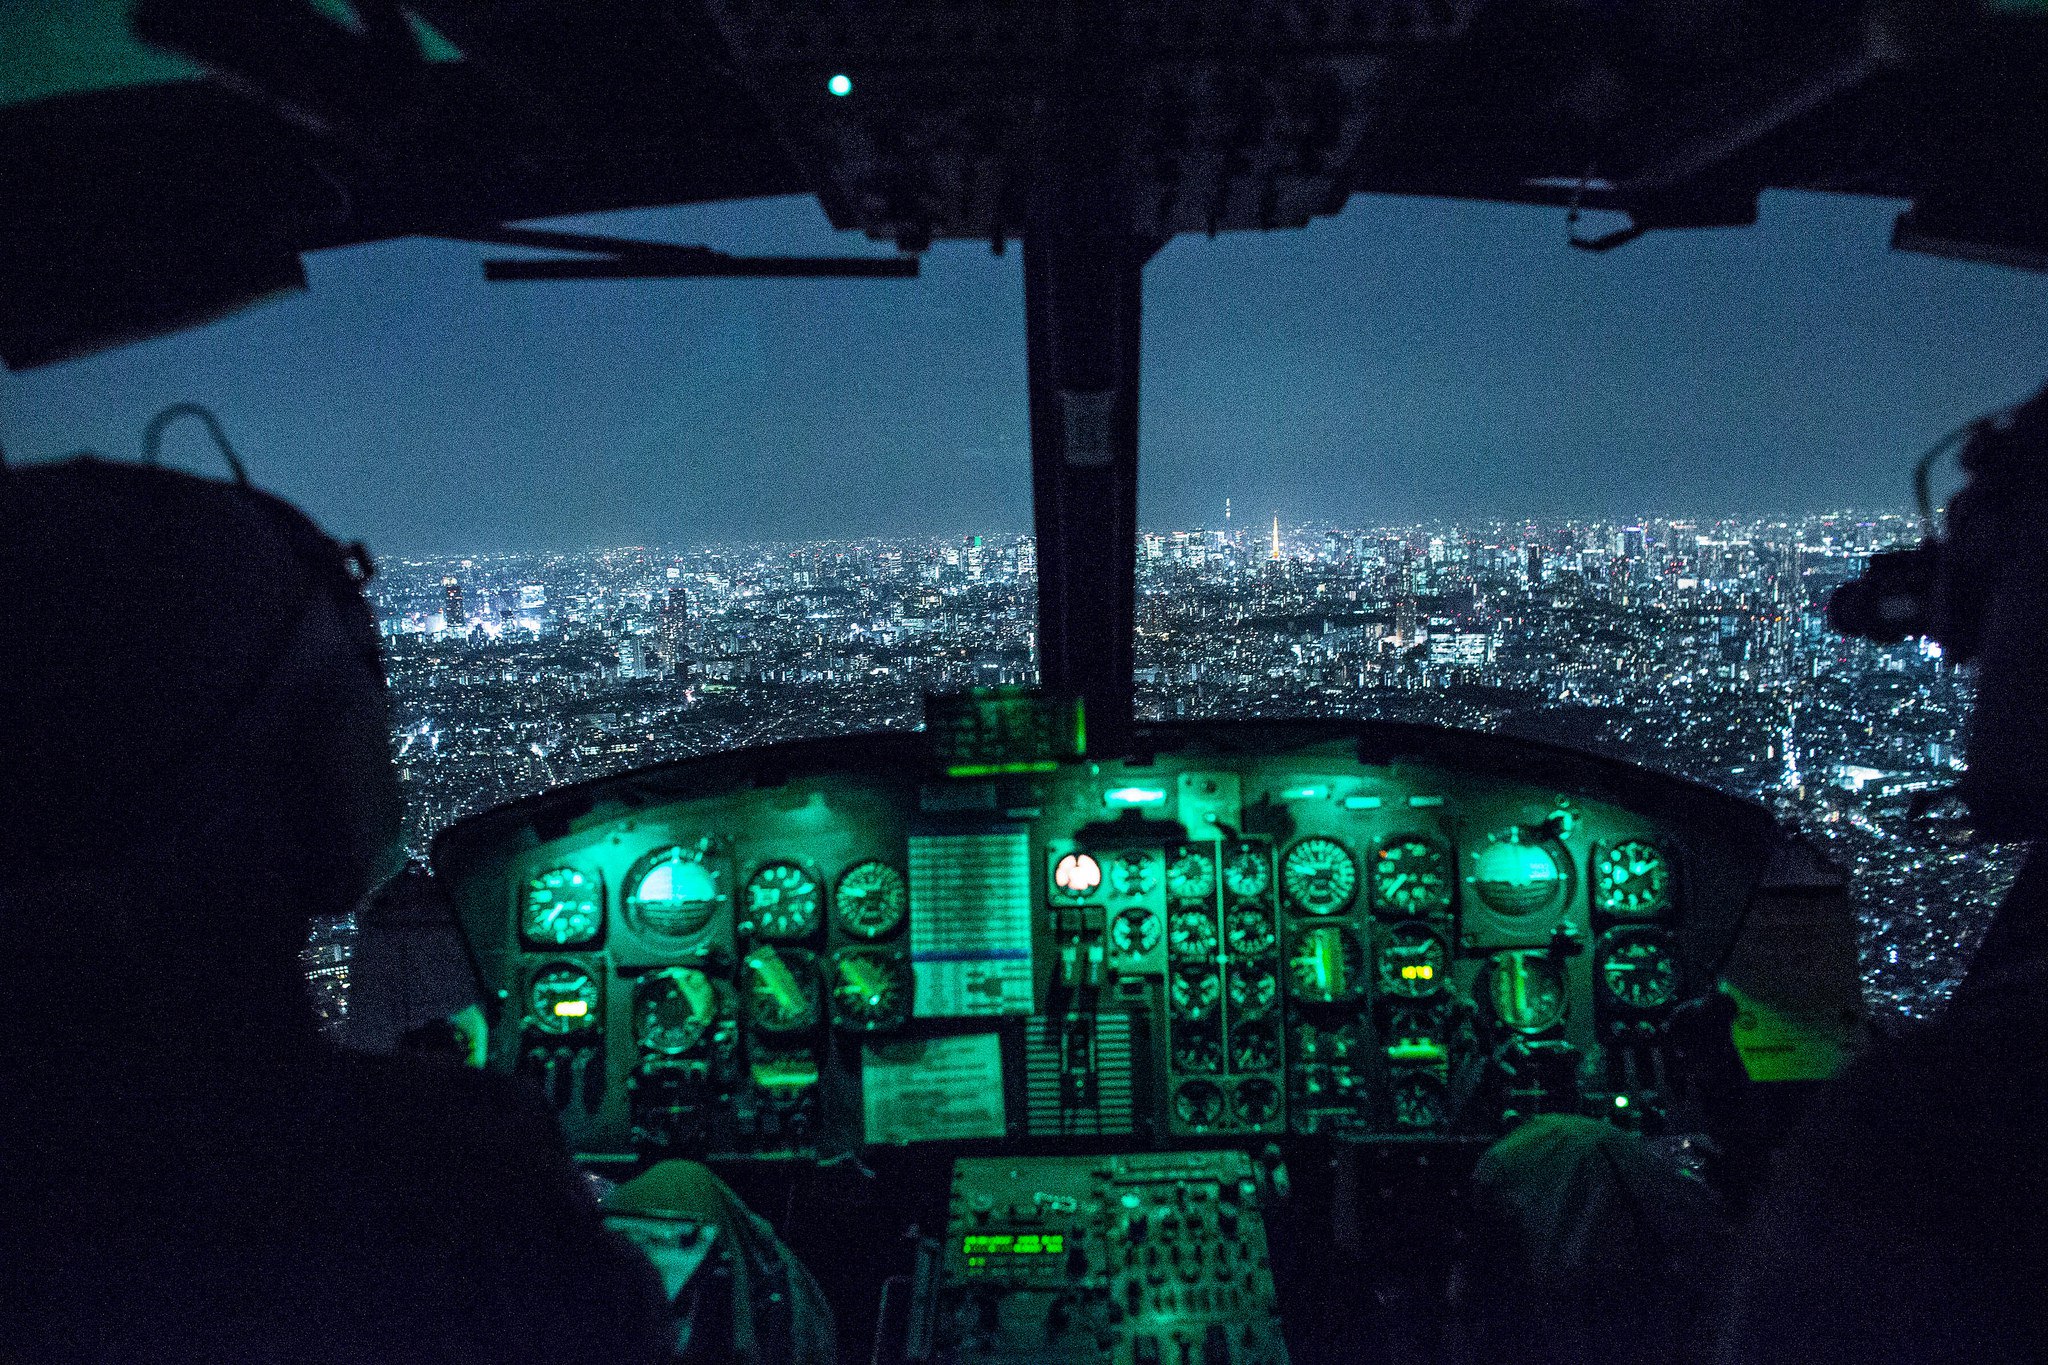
(962, 1232, 1066, 1270)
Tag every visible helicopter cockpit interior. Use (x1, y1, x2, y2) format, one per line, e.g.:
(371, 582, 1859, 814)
(7, 2, 2047, 1362)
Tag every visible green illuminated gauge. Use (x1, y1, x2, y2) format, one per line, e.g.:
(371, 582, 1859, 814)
(828, 947, 912, 1032)
(1173, 1026, 1222, 1073)
(1593, 840, 1672, 915)
(634, 966, 721, 1055)
(1110, 907, 1162, 956)
(1596, 927, 1682, 1010)
(1287, 924, 1365, 1004)
(1108, 851, 1159, 898)
(1390, 1073, 1448, 1130)
(1223, 845, 1272, 901)
(1225, 907, 1277, 958)
(1166, 849, 1217, 903)
(521, 867, 603, 947)
(625, 845, 726, 941)
(529, 963, 600, 1034)
(1167, 909, 1219, 960)
(744, 862, 821, 941)
(1232, 1023, 1280, 1073)
(1227, 965, 1279, 1020)
(1173, 1079, 1226, 1128)
(834, 860, 907, 939)
(1470, 828, 1569, 918)
(741, 946, 822, 1034)
(1377, 922, 1451, 1000)
(1372, 837, 1454, 916)
(1232, 1077, 1281, 1126)
(1169, 967, 1223, 1022)
(1485, 951, 1568, 1034)
(1052, 852, 1103, 899)
(1281, 837, 1359, 915)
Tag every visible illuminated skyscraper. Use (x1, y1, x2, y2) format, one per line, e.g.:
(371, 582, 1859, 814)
(1270, 514, 1281, 561)
(659, 587, 690, 683)
(441, 576, 465, 628)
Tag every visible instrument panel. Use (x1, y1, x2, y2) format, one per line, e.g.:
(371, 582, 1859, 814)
(436, 720, 1775, 1162)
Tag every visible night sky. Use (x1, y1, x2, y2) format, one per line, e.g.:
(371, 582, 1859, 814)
(4, 189, 2045, 554)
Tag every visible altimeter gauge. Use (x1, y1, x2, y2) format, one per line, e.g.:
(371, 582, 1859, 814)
(522, 867, 603, 948)
(1377, 922, 1451, 999)
(1281, 837, 1358, 915)
(1592, 840, 1672, 915)
(744, 862, 821, 941)
(834, 860, 908, 939)
(828, 947, 912, 1032)
(1596, 927, 1681, 1010)
(529, 964, 601, 1034)
(1371, 837, 1453, 916)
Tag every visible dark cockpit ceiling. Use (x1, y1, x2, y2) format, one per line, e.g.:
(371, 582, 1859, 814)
(5, 0, 2047, 369)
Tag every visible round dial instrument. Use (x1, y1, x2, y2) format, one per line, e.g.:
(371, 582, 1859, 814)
(828, 948, 912, 1032)
(834, 860, 908, 939)
(634, 966, 721, 1055)
(740, 946, 821, 1034)
(1372, 837, 1453, 916)
(1052, 852, 1102, 899)
(1281, 837, 1358, 915)
(1173, 1080, 1225, 1128)
(1167, 909, 1219, 960)
(1377, 922, 1451, 999)
(529, 964, 600, 1034)
(1288, 924, 1365, 1003)
(1593, 840, 1672, 915)
(1108, 851, 1158, 898)
(1390, 1073, 1448, 1130)
(1169, 967, 1223, 1022)
(625, 845, 725, 941)
(1232, 1078, 1281, 1125)
(1225, 907, 1277, 958)
(1110, 907, 1162, 956)
(1470, 829, 1569, 918)
(1227, 965, 1279, 1019)
(1231, 1024, 1279, 1073)
(1485, 951, 1568, 1033)
(1166, 849, 1216, 903)
(1597, 927, 1681, 1009)
(521, 868, 603, 947)
(1223, 845, 1272, 901)
(745, 862, 821, 941)
(1172, 1027, 1222, 1073)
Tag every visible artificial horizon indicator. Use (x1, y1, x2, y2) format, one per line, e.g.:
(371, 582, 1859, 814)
(1471, 828, 1568, 917)
(626, 844, 725, 940)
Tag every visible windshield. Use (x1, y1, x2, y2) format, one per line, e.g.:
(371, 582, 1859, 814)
(6, 189, 2045, 1019)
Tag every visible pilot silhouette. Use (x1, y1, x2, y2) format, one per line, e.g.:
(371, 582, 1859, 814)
(0, 456, 824, 1365)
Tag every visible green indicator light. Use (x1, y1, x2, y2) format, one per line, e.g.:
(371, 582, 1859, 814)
(827, 73, 853, 96)
(1280, 784, 1329, 801)
(946, 760, 1061, 777)
(1104, 785, 1168, 807)
(1408, 795, 1446, 808)
(1614, 1094, 1630, 1109)
(1343, 795, 1384, 810)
